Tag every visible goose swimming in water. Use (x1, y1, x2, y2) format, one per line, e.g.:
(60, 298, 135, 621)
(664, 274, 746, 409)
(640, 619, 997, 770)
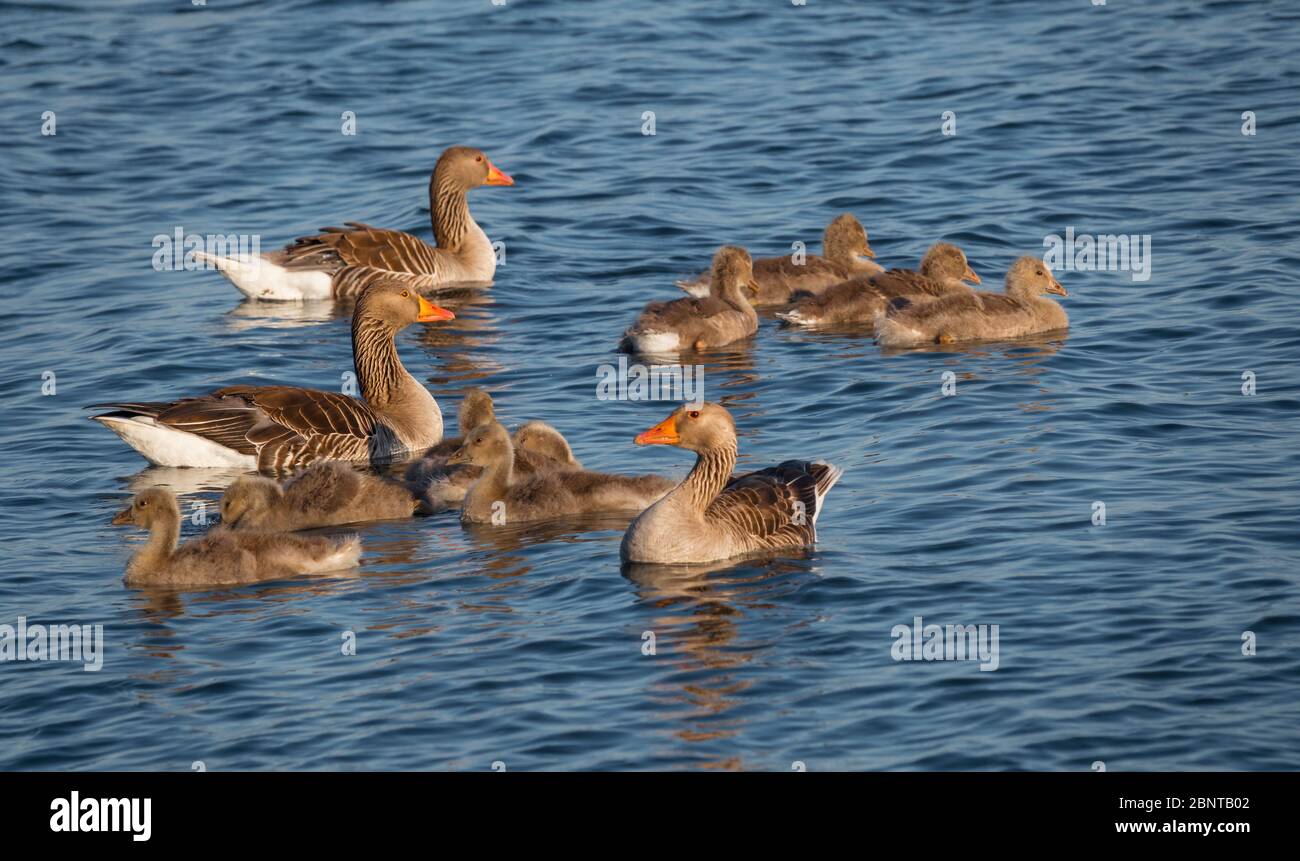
(675, 214, 879, 306)
(221, 462, 421, 531)
(402, 398, 575, 512)
(512, 421, 582, 470)
(875, 255, 1068, 347)
(195, 146, 514, 301)
(448, 421, 675, 524)
(112, 488, 360, 588)
(90, 276, 455, 470)
(777, 241, 979, 327)
(621, 246, 759, 355)
(621, 403, 843, 564)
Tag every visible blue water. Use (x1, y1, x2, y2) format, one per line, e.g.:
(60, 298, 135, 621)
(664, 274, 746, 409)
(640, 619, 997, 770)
(1, 0, 1298, 771)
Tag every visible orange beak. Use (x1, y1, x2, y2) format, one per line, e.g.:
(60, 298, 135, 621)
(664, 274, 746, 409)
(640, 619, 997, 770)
(634, 414, 680, 446)
(484, 160, 514, 186)
(1046, 277, 1068, 297)
(862, 244, 876, 259)
(963, 265, 981, 285)
(416, 295, 455, 322)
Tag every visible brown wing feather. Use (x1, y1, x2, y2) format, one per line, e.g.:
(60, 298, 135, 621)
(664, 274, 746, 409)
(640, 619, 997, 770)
(85, 400, 171, 417)
(638, 295, 736, 326)
(787, 275, 878, 314)
(754, 254, 848, 280)
(278, 222, 442, 274)
(708, 460, 826, 549)
(212, 386, 379, 440)
(148, 387, 379, 471)
(896, 290, 1018, 319)
(868, 268, 955, 299)
(148, 395, 268, 456)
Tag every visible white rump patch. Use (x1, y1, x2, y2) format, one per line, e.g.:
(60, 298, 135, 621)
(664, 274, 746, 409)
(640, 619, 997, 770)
(93, 415, 256, 468)
(195, 251, 333, 301)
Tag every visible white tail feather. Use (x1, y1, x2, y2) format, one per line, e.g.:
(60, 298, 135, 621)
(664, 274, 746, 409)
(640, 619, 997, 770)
(873, 312, 925, 347)
(674, 278, 710, 299)
(92, 415, 256, 468)
(810, 462, 843, 530)
(625, 330, 681, 355)
(194, 251, 333, 301)
(305, 537, 362, 573)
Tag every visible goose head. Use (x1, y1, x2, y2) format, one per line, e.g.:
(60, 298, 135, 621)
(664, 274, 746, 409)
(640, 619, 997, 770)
(709, 245, 758, 300)
(354, 278, 455, 331)
(458, 388, 496, 436)
(436, 146, 515, 190)
(634, 402, 736, 453)
(447, 421, 513, 467)
(220, 476, 282, 529)
(823, 213, 875, 265)
(111, 487, 180, 529)
(513, 420, 577, 465)
(921, 242, 980, 285)
(1006, 256, 1067, 299)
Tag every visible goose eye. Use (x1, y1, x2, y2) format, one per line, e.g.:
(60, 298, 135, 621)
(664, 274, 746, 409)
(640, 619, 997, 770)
(689, 410, 700, 419)
(400, 290, 409, 298)
(476, 155, 483, 162)
(139, 500, 148, 507)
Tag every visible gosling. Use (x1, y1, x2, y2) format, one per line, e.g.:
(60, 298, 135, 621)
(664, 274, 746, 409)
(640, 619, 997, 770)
(112, 487, 360, 588)
(221, 461, 420, 531)
(448, 421, 675, 524)
(876, 255, 1068, 347)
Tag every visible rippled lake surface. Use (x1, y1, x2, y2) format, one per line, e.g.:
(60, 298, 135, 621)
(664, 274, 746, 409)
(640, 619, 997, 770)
(2, 0, 1298, 771)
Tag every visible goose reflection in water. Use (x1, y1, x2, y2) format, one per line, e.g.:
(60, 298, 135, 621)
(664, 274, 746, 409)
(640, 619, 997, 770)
(622, 552, 818, 770)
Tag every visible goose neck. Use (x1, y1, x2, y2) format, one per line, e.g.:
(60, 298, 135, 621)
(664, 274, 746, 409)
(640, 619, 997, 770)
(351, 315, 408, 409)
(139, 515, 180, 568)
(429, 170, 472, 250)
(679, 442, 737, 512)
(466, 451, 514, 516)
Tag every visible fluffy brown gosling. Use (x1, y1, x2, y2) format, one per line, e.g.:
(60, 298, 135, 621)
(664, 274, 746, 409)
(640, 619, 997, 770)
(448, 421, 675, 524)
(676, 213, 880, 306)
(875, 254, 1068, 347)
(621, 246, 759, 355)
(221, 462, 420, 531)
(512, 421, 582, 470)
(777, 241, 979, 327)
(112, 488, 360, 588)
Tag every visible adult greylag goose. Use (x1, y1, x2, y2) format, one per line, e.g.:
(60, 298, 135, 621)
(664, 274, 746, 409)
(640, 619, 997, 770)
(777, 241, 979, 327)
(221, 462, 420, 531)
(194, 146, 514, 300)
(621, 403, 842, 564)
(90, 277, 455, 470)
(112, 488, 360, 587)
(621, 246, 758, 355)
(876, 255, 1068, 347)
(675, 214, 879, 306)
(448, 421, 675, 524)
